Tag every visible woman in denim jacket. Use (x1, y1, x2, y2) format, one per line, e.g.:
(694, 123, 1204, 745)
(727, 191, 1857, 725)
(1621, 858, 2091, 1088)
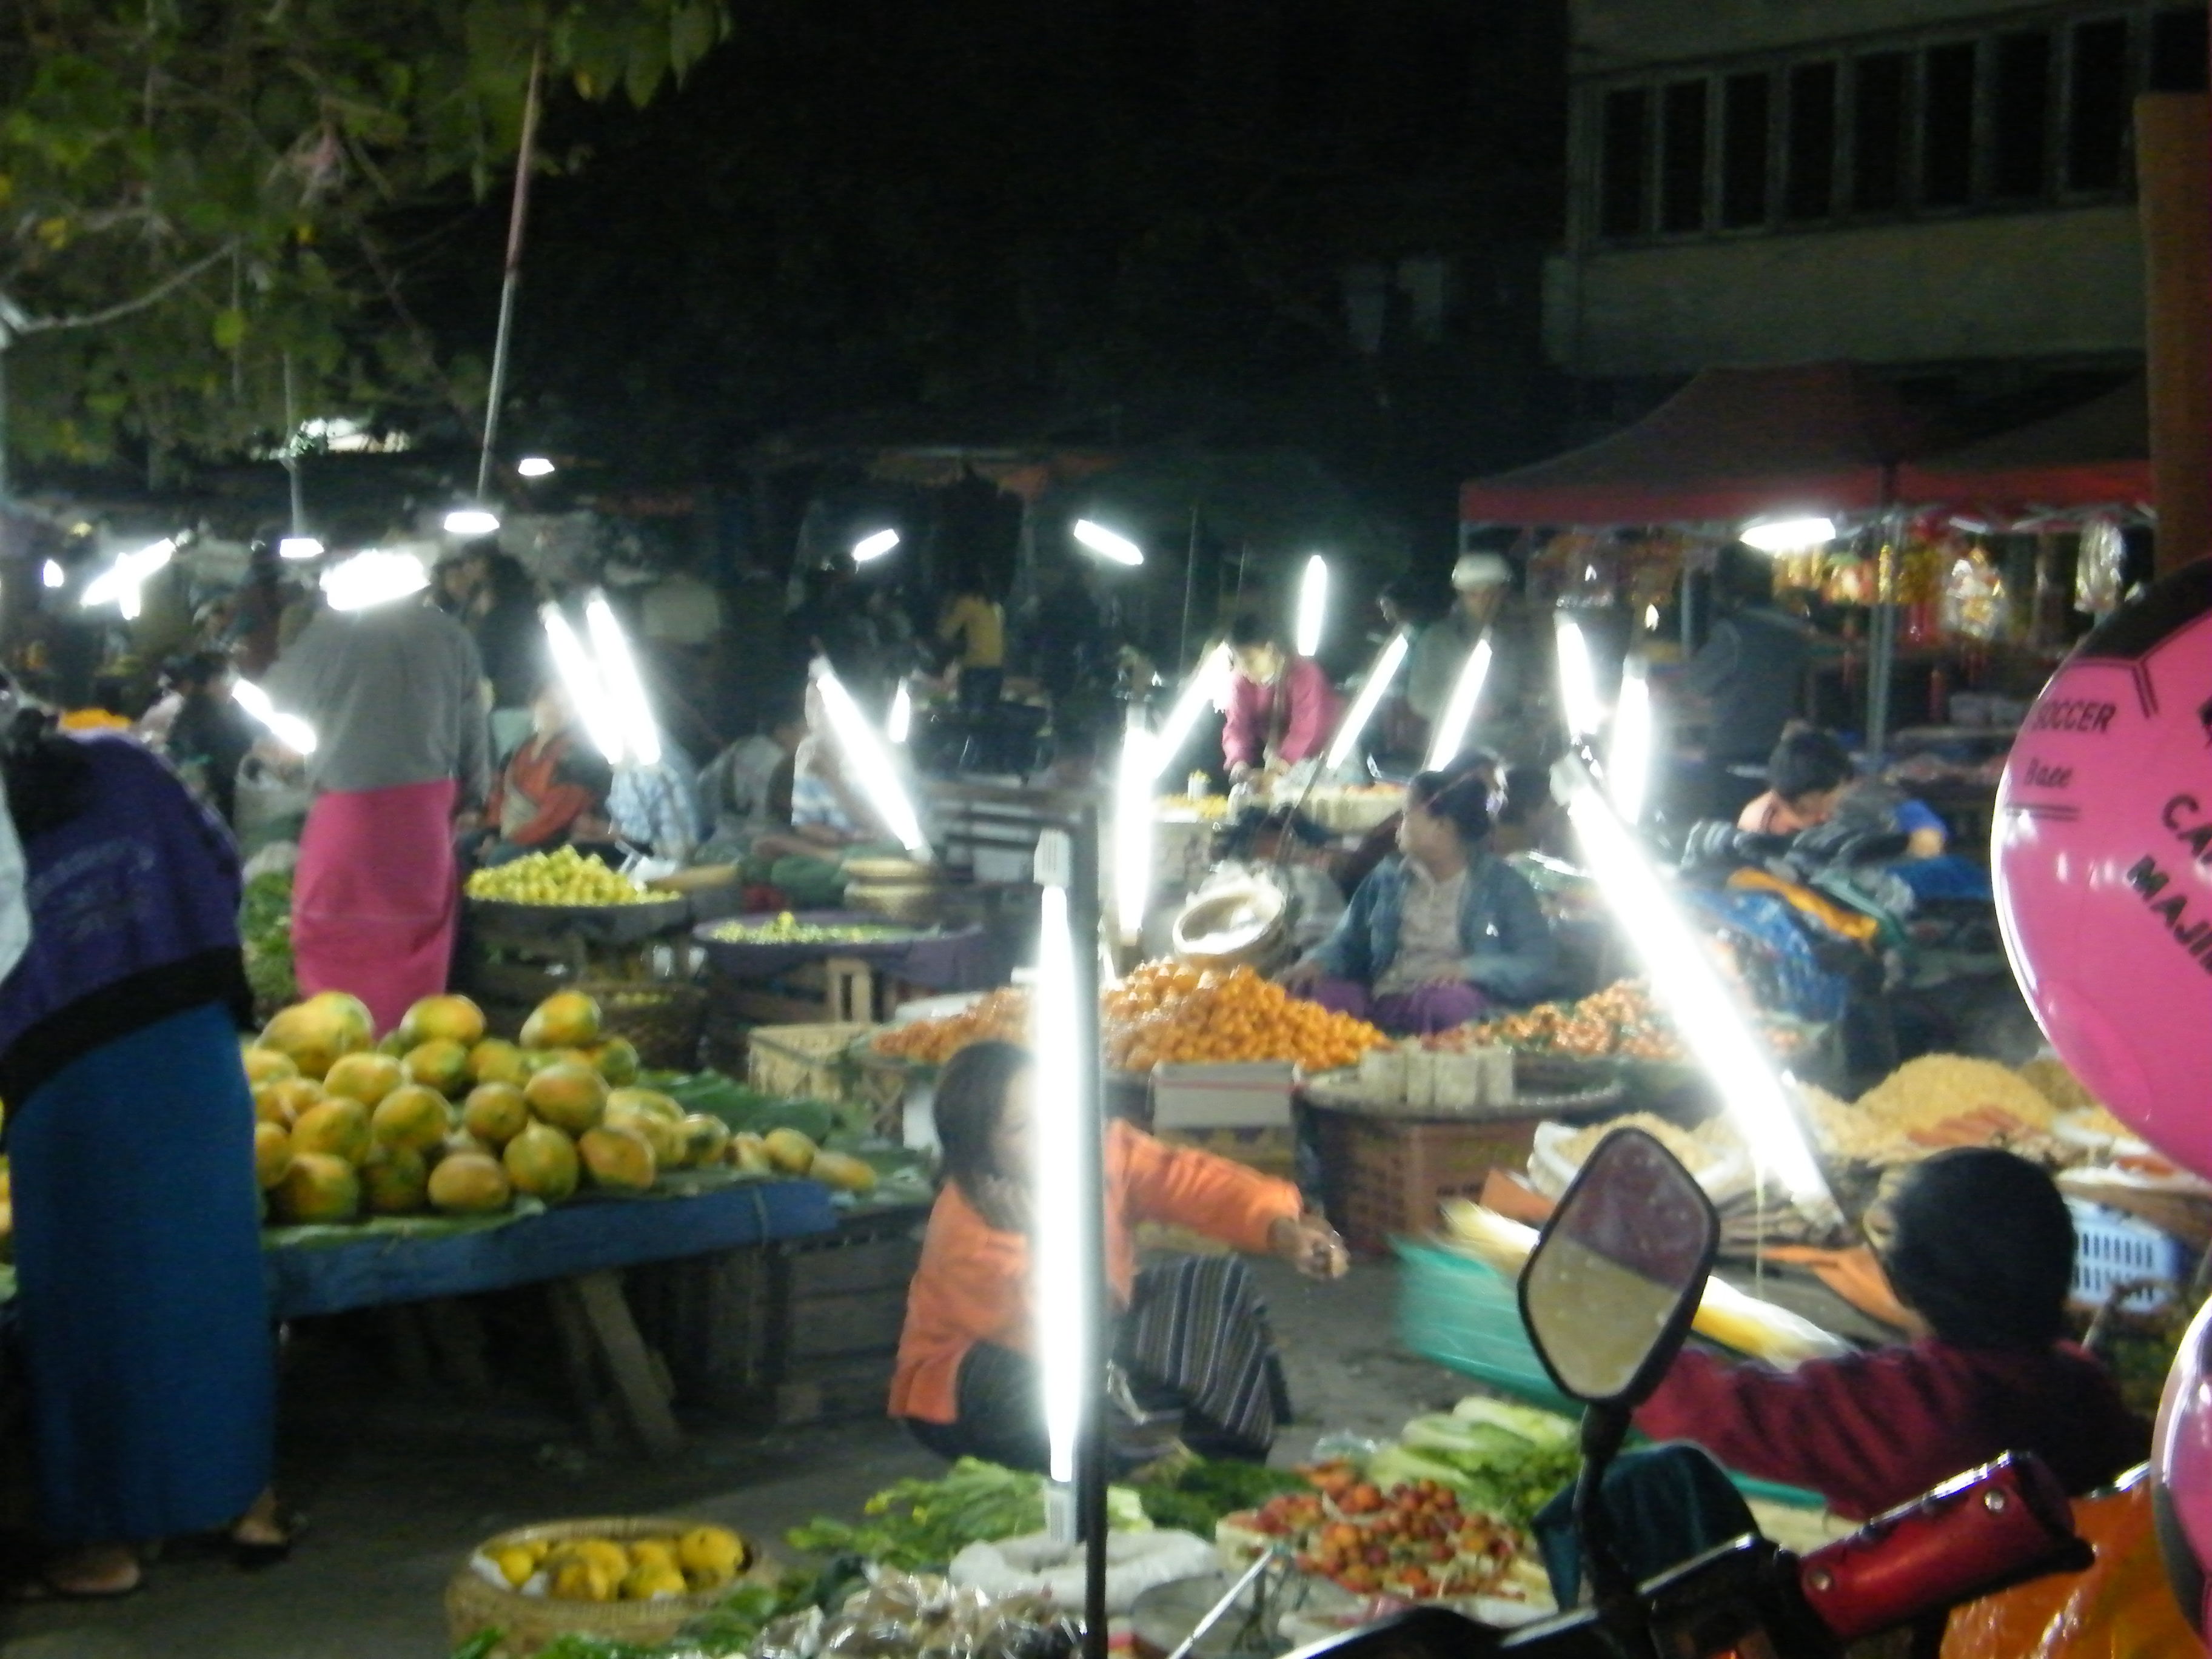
(1282, 768, 1556, 1033)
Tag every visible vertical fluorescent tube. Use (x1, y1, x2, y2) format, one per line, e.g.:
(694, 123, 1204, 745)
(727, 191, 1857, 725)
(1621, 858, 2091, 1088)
(1324, 631, 1410, 773)
(541, 603, 626, 762)
(1607, 660, 1654, 826)
(232, 679, 318, 754)
(1424, 636, 1493, 772)
(1146, 647, 1231, 783)
(584, 590, 661, 766)
(1030, 836, 1093, 1486)
(1295, 555, 1329, 659)
(1554, 617, 1603, 744)
(1114, 723, 1155, 944)
(1555, 757, 1836, 1216)
(887, 680, 913, 745)
(813, 663, 932, 859)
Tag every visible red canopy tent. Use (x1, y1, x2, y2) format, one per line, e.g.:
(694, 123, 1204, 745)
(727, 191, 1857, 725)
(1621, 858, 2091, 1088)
(1458, 363, 1923, 526)
(1895, 377, 2150, 511)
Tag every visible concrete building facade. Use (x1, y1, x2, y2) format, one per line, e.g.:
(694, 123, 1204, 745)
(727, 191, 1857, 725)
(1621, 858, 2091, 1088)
(1545, 0, 2207, 388)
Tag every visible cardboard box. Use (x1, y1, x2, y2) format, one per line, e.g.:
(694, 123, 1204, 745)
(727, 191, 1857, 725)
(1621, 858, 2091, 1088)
(1151, 1062, 1296, 1131)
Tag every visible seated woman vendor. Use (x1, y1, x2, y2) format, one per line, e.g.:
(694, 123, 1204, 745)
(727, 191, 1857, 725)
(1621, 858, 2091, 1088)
(477, 683, 614, 865)
(1636, 1148, 2148, 1521)
(892, 1042, 1348, 1472)
(1281, 768, 1556, 1033)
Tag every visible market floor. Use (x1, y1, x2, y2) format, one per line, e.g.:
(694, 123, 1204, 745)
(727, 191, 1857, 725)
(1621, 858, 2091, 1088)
(0, 1255, 1464, 1658)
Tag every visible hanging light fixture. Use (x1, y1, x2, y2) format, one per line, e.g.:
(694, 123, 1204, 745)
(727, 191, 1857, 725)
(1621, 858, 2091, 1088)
(80, 538, 176, 620)
(886, 680, 914, 745)
(1553, 755, 1836, 1218)
(1424, 637, 1493, 773)
(1607, 660, 1654, 826)
(1738, 515, 1836, 554)
(1113, 722, 1155, 945)
(584, 590, 661, 768)
(1144, 646, 1232, 783)
(322, 549, 429, 613)
(1073, 520, 1143, 566)
(813, 662, 931, 859)
(541, 602, 626, 762)
(230, 679, 318, 754)
(1323, 631, 1411, 773)
(1294, 555, 1329, 658)
(1552, 616, 1603, 746)
(852, 529, 902, 564)
(1029, 828, 1097, 1490)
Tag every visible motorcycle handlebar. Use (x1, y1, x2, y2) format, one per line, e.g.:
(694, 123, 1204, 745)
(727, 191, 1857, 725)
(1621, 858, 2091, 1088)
(1795, 1453, 2090, 1642)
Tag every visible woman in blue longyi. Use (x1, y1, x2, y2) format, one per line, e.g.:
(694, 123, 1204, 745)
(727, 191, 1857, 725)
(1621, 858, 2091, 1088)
(0, 709, 286, 1597)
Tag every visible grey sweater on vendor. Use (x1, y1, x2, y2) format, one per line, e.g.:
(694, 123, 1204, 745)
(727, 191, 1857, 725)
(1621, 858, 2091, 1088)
(265, 600, 492, 800)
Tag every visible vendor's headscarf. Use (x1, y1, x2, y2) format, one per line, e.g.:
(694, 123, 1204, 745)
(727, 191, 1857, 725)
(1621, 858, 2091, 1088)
(1880, 1148, 2074, 1350)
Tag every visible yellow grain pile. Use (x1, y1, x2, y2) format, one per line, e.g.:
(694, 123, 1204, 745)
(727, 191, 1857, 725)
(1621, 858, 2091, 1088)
(1798, 1082, 1924, 1167)
(1558, 1112, 1738, 1175)
(1854, 1054, 2057, 1134)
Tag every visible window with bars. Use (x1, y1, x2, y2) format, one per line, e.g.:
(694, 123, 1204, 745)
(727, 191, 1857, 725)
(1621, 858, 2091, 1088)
(1587, 3, 2208, 242)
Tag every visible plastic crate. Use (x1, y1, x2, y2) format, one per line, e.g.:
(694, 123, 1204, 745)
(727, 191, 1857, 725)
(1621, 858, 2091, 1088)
(1313, 1107, 1543, 1254)
(1394, 1241, 1827, 1512)
(2067, 1198, 2190, 1313)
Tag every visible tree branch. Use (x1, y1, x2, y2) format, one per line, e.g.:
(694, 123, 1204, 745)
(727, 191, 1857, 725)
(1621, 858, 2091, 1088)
(2, 240, 239, 338)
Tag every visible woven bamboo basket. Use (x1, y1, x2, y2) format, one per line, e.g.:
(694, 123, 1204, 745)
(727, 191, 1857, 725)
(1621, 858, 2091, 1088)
(580, 978, 709, 1071)
(444, 1513, 774, 1656)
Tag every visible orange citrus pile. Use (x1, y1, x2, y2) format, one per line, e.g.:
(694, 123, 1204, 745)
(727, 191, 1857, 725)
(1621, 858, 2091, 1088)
(873, 987, 1030, 1065)
(1103, 962, 1388, 1073)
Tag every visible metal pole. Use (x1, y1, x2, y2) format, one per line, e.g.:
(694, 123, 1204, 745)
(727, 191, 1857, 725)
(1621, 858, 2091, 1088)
(475, 47, 545, 503)
(281, 353, 306, 538)
(1867, 531, 1895, 761)
(1068, 805, 1109, 1659)
(0, 333, 10, 506)
(1178, 505, 1199, 671)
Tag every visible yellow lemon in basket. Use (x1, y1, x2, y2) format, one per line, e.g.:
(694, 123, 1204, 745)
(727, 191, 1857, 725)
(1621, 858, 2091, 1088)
(553, 1538, 631, 1578)
(627, 1538, 679, 1570)
(622, 1560, 689, 1601)
(677, 1526, 746, 1580)
(549, 1556, 617, 1603)
(521, 990, 602, 1051)
(728, 1132, 773, 1174)
(491, 1546, 537, 1589)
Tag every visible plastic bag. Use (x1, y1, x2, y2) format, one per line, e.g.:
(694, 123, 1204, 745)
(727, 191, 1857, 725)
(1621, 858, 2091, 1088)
(2076, 518, 2128, 617)
(1940, 1469, 2194, 1659)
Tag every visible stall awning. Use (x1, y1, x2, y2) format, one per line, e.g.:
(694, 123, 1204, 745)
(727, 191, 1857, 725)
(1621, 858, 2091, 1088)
(1895, 377, 2150, 511)
(1458, 363, 1922, 526)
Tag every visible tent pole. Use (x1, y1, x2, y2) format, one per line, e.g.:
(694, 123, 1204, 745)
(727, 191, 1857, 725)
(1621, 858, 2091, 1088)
(1867, 525, 1895, 760)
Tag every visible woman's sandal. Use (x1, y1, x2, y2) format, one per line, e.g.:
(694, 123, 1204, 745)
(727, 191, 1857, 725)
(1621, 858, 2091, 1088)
(9, 1549, 144, 1601)
(230, 1507, 304, 1571)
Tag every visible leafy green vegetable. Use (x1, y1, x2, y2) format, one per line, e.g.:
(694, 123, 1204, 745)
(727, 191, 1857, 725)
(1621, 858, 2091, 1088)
(1131, 1456, 1307, 1535)
(1369, 1401, 1581, 1530)
(787, 1459, 1147, 1570)
(241, 870, 297, 1010)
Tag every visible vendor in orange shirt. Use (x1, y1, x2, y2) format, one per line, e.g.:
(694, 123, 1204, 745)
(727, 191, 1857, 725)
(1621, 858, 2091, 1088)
(892, 1042, 1349, 1470)
(477, 682, 614, 866)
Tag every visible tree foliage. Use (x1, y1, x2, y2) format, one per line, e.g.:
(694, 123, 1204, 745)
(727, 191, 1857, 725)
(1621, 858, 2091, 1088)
(0, 0, 727, 473)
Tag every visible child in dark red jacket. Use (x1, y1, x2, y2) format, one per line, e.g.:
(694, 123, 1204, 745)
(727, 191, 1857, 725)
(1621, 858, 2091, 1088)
(1636, 1148, 2150, 1521)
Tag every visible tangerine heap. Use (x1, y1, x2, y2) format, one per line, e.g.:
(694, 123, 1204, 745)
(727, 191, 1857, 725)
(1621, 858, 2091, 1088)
(874, 961, 1389, 1073)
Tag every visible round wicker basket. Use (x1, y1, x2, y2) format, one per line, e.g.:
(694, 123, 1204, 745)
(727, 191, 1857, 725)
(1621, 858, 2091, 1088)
(443, 1513, 773, 1657)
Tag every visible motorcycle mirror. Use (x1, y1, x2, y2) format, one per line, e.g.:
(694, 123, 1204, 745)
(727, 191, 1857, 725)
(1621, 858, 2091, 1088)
(1520, 1127, 1718, 1407)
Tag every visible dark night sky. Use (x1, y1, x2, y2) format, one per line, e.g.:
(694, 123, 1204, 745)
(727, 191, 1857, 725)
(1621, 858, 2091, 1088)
(398, 0, 1569, 555)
